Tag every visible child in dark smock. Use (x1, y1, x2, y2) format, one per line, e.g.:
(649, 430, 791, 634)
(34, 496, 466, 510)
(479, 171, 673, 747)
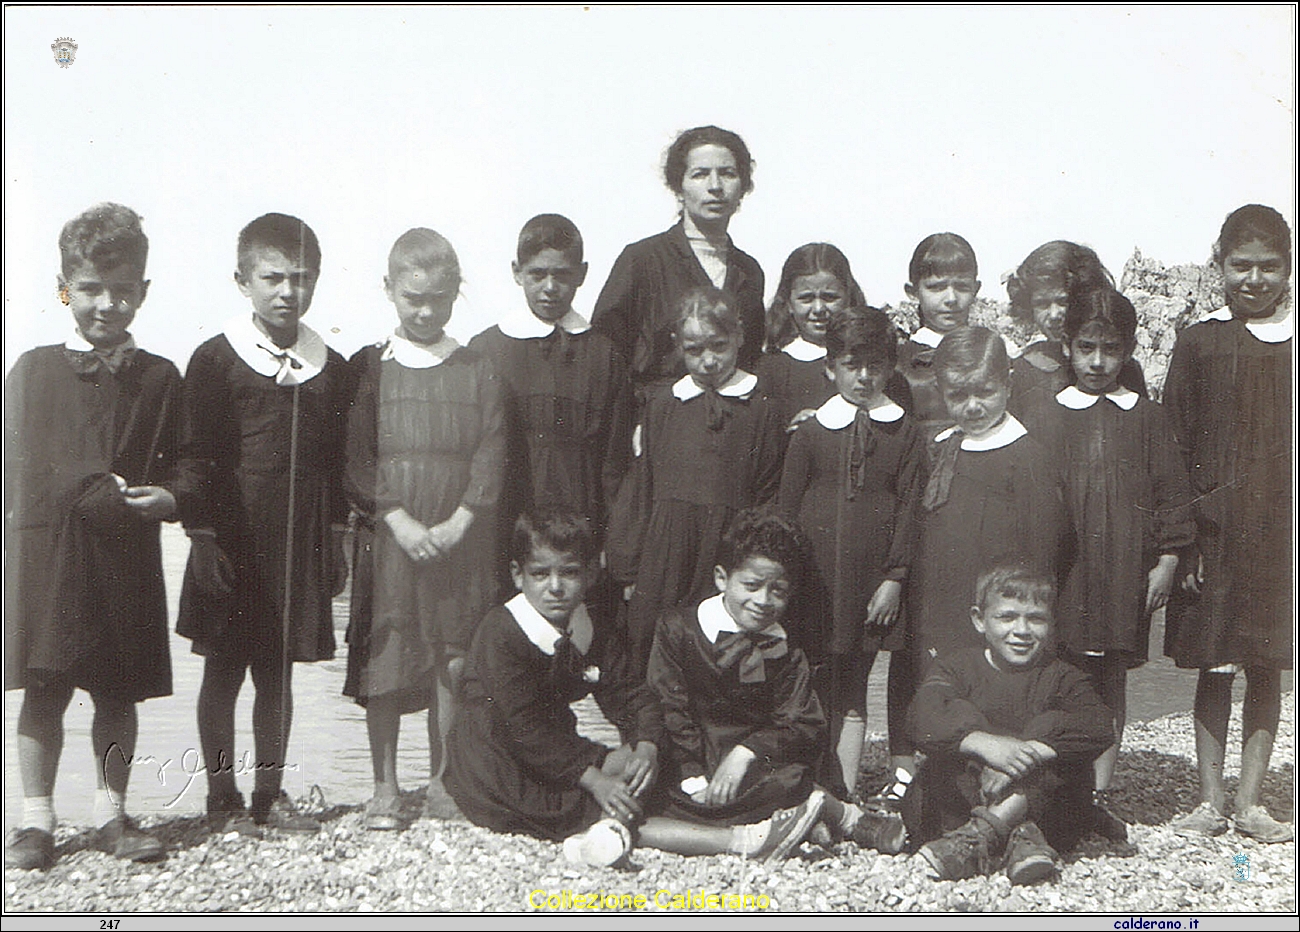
(910, 326, 1069, 665)
(647, 509, 899, 857)
(607, 286, 784, 675)
(1043, 285, 1194, 843)
(778, 308, 927, 803)
(894, 233, 984, 445)
(758, 243, 913, 432)
(1004, 241, 1147, 434)
(5, 204, 179, 869)
(447, 509, 824, 865)
(1165, 205, 1295, 844)
(344, 228, 503, 829)
(467, 214, 632, 598)
(909, 565, 1113, 885)
(903, 326, 1070, 818)
(175, 214, 351, 835)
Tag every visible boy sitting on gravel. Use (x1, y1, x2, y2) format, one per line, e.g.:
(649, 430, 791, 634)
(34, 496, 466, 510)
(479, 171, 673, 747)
(907, 563, 1113, 884)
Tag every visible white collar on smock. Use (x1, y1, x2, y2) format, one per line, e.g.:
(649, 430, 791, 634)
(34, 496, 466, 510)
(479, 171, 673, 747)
(1200, 305, 1294, 343)
(1056, 384, 1139, 410)
(910, 326, 946, 349)
(497, 307, 590, 340)
(781, 337, 826, 362)
(380, 331, 460, 368)
(671, 369, 758, 402)
(223, 315, 327, 385)
(934, 413, 1028, 451)
(504, 591, 593, 657)
(814, 393, 905, 429)
(696, 594, 787, 643)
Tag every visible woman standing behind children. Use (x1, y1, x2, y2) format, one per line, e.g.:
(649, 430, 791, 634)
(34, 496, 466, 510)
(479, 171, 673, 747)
(1005, 241, 1147, 433)
(592, 126, 765, 401)
(344, 229, 503, 828)
(1047, 284, 1195, 842)
(607, 286, 784, 675)
(1164, 204, 1293, 843)
(777, 307, 926, 804)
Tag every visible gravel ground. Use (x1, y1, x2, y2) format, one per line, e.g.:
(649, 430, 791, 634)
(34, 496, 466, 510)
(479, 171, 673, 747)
(5, 699, 1294, 915)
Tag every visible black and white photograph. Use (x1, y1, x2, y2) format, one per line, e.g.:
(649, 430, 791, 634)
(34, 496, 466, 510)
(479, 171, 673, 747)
(3, 4, 1296, 924)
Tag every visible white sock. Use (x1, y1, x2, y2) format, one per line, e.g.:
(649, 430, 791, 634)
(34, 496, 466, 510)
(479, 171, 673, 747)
(886, 765, 914, 799)
(93, 788, 124, 828)
(837, 712, 866, 795)
(22, 797, 55, 834)
(727, 820, 770, 856)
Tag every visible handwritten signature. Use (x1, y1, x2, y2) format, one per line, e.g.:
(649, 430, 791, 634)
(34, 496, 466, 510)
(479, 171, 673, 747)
(103, 744, 301, 808)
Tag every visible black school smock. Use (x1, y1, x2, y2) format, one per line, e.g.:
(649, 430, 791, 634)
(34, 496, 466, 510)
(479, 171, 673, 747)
(5, 339, 180, 700)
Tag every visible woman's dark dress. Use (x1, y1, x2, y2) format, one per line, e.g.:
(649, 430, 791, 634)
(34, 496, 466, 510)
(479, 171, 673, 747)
(444, 600, 662, 841)
(5, 345, 180, 700)
(592, 223, 765, 396)
(1163, 313, 1293, 670)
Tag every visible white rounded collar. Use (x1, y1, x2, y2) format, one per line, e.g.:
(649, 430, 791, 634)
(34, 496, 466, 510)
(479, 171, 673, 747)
(504, 591, 593, 657)
(380, 331, 460, 368)
(1056, 384, 1139, 410)
(497, 307, 590, 340)
(910, 326, 946, 349)
(814, 393, 905, 429)
(1200, 305, 1293, 343)
(781, 337, 826, 362)
(696, 594, 786, 643)
(672, 369, 757, 401)
(934, 413, 1028, 451)
(222, 315, 327, 385)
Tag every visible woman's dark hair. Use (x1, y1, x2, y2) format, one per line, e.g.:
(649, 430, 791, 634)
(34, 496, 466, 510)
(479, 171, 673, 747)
(766, 243, 867, 349)
(1006, 240, 1113, 321)
(664, 125, 754, 196)
(1214, 204, 1292, 272)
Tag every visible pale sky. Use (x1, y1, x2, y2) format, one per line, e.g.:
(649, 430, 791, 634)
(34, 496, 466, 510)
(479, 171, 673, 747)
(4, 5, 1295, 372)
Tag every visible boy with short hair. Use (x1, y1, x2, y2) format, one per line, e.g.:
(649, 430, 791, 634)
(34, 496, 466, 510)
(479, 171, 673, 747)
(175, 212, 351, 834)
(467, 214, 633, 596)
(6, 203, 180, 868)
(907, 563, 1113, 884)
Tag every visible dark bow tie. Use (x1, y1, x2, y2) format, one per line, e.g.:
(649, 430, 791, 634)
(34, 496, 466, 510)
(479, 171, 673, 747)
(715, 629, 788, 684)
(62, 343, 136, 376)
(846, 410, 876, 499)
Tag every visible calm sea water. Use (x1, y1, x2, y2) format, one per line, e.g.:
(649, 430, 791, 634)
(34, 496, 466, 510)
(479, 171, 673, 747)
(3, 524, 1277, 831)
